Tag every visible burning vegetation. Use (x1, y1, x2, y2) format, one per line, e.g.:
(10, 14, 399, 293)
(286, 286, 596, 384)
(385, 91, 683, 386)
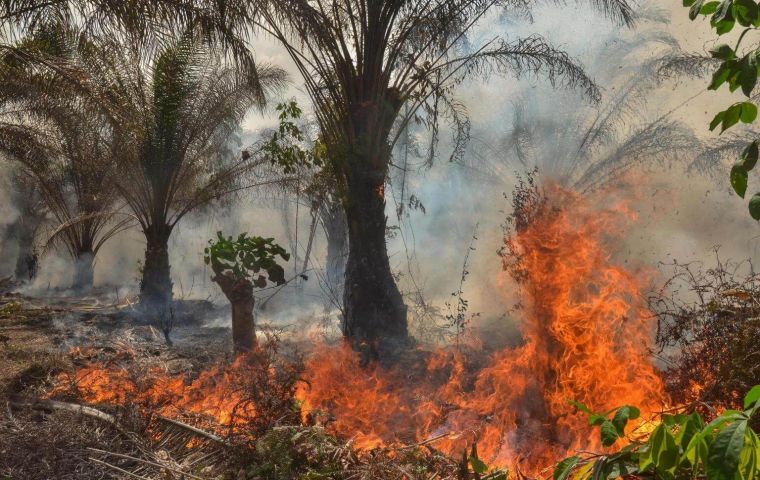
(2, 0, 760, 479)
(13, 179, 692, 479)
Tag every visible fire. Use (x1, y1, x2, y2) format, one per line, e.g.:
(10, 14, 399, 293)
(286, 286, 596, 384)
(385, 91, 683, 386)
(296, 183, 669, 473)
(49, 182, 670, 476)
(51, 354, 258, 428)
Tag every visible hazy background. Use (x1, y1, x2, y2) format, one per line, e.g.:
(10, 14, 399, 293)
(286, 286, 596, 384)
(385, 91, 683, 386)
(6, 0, 759, 331)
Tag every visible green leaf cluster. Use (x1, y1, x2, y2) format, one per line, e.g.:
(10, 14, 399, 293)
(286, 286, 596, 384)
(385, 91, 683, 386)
(203, 231, 290, 288)
(465, 443, 508, 480)
(262, 100, 326, 174)
(685, 0, 760, 220)
(554, 385, 760, 480)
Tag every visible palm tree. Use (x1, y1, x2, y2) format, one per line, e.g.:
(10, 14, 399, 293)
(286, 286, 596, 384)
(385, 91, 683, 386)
(216, 0, 636, 356)
(475, 6, 700, 192)
(0, 28, 133, 291)
(37, 29, 286, 309)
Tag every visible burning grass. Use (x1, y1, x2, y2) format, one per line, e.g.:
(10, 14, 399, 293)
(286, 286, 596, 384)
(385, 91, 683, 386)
(35, 181, 675, 478)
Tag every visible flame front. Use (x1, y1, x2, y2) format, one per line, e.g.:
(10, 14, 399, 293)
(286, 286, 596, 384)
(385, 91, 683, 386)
(297, 184, 669, 474)
(51, 183, 669, 475)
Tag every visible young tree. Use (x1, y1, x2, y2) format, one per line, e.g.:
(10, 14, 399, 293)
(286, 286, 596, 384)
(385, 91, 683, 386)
(205, 232, 289, 353)
(681, 0, 760, 219)
(229, 0, 636, 355)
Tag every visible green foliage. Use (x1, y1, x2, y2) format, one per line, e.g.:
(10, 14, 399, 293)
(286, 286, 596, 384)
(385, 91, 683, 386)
(464, 443, 508, 480)
(685, 0, 760, 219)
(262, 100, 326, 174)
(203, 231, 289, 288)
(554, 385, 760, 480)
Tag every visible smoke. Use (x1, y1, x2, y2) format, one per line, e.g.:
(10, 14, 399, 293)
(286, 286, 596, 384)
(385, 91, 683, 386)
(4, 0, 756, 343)
(0, 162, 20, 277)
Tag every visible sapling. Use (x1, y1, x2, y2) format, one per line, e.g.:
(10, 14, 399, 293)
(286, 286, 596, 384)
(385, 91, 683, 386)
(204, 232, 289, 353)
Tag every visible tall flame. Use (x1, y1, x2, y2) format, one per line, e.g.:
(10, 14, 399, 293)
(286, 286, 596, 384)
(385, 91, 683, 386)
(296, 183, 668, 473)
(51, 183, 669, 476)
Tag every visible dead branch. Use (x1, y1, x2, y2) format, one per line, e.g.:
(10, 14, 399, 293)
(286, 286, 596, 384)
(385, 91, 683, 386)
(87, 448, 208, 480)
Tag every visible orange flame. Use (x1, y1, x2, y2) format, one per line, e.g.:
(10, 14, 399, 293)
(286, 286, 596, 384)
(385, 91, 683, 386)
(52, 355, 257, 428)
(296, 183, 669, 474)
(51, 183, 669, 476)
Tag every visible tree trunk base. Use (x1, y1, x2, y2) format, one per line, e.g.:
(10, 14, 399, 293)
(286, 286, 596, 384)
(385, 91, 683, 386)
(139, 226, 173, 311)
(214, 273, 257, 354)
(72, 251, 95, 293)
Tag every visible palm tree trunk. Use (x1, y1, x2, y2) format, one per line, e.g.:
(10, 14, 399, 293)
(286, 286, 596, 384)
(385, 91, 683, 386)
(139, 224, 173, 310)
(13, 218, 37, 283)
(341, 157, 408, 358)
(72, 250, 94, 292)
(321, 200, 348, 298)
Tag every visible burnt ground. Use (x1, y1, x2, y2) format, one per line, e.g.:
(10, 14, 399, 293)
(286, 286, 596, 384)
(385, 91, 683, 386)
(0, 283, 245, 479)
(0, 283, 478, 480)
(0, 281, 357, 480)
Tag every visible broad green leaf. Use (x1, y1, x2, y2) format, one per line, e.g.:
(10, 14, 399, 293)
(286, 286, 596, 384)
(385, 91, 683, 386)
(740, 141, 760, 171)
(723, 103, 743, 131)
(568, 399, 593, 414)
(712, 1, 737, 33)
(744, 385, 760, 409)
(740, 56, 759, 96)
(702, 0, 722, 14)
(554, 456, 580, 480)
(731, 164, 749, 197)
(589, 414, 607, 426)
(711, 44, 737, 60)
(470, 456, 489, 474)
(734, 0, 759, 26)
(692, 0, 708, 19)
(711, 111, 727, 130)
(708, 419, 748, 479)
(750, 193, 760, 220)
(612, 406, 641, 436)
(639, 443, 654, 471)
(741, 102, 758, 123)
(601, 420, 620, 447)
(685, 432, 710, 467)
(571, 461, 594, 480)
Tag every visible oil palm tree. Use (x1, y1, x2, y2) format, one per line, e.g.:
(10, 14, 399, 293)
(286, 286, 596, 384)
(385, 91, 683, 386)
(0, 27, 133, 291)
(477, 6, 700, 192)
(43, 29, 286, 309)
(222, 0, 636, 355)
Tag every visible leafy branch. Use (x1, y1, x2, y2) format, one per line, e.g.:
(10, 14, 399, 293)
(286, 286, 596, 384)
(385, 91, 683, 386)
(555, 385, 760, 480)
(685, 0, 760, 219)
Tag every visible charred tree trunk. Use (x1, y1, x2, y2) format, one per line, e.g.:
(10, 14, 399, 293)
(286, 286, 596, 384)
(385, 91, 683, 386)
(320, 200, 348, 300)
(139, 224, 173, 311)
(13, 218, 37, 283)
(342, 157, 408, 358)
(72, 250, 94, 292)
(213, 273, 256, 353)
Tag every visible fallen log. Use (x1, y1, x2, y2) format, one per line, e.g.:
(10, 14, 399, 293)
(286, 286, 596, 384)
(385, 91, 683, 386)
(9, 398, 121, 426)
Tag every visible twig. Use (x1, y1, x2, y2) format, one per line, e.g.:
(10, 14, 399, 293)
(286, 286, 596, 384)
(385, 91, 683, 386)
(87, 448, 207, 480)
(156, 415, 229, 445)
(9, 399, 121, 428)
(4, 400, 20, 430)
(87, 457, 152, 480)
(392, 433, 450, 451)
